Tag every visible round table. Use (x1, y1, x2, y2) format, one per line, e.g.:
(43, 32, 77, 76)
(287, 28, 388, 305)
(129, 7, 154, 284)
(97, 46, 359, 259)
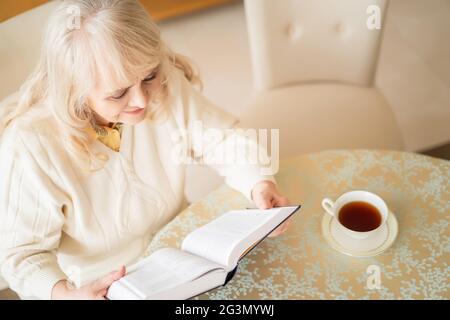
(145, 150, 449, 299)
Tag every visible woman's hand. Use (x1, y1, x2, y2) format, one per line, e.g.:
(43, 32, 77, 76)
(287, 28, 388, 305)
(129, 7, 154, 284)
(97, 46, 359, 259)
(51, 266, 126, 300)
(251, 180, 293, 237)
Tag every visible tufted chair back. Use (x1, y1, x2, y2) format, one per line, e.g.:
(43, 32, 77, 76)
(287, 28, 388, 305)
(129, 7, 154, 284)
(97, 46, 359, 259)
(244, 0, 387, 90)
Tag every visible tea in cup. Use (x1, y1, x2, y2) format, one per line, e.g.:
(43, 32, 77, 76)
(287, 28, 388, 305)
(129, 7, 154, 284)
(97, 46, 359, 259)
(322, 191, 389, 240)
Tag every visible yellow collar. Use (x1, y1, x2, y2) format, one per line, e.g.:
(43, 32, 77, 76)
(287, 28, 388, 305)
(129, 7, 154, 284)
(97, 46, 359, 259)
(85, 122, 124, 152)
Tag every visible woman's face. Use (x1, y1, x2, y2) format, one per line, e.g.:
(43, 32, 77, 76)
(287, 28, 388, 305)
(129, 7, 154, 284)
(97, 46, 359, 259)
(87, 66, 161, 126)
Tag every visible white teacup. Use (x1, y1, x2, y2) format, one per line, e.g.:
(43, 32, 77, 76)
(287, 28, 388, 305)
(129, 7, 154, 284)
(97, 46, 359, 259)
(322, 191, 389, 240)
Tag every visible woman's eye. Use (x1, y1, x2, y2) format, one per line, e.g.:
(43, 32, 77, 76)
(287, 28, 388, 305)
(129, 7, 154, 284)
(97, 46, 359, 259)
(111, 90, 127, 100)
(143, 73, 156, 82)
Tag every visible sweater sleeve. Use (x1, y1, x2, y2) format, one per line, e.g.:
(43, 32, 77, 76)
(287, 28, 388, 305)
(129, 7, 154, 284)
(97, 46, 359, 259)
(0, 129, 67, 299)
(170, 70, 277, 201)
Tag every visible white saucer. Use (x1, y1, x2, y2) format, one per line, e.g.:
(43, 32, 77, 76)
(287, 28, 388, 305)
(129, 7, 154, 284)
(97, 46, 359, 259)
(321, 211, 398, 257)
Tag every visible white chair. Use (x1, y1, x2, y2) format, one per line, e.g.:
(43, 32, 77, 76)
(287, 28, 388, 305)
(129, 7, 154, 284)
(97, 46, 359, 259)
(239, 0, 404, 157)
(0, 1, 59, 292)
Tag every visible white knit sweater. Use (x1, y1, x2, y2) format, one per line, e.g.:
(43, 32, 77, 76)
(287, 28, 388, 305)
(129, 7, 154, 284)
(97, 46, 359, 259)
(0, 69, 275, 299)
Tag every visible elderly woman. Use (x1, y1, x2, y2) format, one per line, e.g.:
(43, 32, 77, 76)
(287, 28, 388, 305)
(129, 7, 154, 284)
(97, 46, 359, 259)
(0, 0, 291, 299)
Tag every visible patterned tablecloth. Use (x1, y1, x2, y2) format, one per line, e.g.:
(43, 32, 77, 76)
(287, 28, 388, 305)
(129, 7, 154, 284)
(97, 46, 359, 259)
(145, 150, 449, 299)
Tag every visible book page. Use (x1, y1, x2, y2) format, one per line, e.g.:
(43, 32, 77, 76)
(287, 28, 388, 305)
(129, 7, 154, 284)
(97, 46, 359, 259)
(181, 206, 300, 270)
(109, 247, 225, 299)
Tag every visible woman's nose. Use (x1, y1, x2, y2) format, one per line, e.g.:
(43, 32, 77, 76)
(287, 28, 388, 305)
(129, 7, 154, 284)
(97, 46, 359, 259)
(128, 86, 148, 109)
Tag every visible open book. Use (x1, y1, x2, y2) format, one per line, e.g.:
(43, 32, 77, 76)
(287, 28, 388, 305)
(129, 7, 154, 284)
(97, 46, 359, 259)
(107, 205, 301, 300)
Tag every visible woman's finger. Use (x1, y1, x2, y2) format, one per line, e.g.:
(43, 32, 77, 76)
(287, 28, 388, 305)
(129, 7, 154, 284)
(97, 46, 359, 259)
(273, 194, 290, 207)
(92, 266, 126, 291)
(94, 288, 108, 300)
(255, 194, 274, 210)
(268, 225, 284, 238)
(268, 217, 292, 238)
